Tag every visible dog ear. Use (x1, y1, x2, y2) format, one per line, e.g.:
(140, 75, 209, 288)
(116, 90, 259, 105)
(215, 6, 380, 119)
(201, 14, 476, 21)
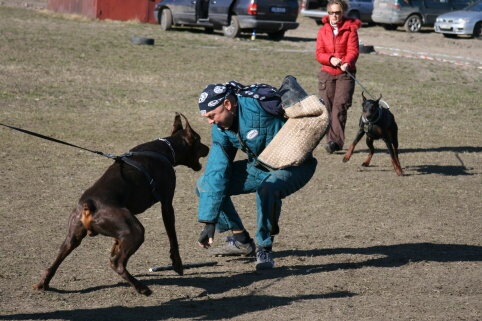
(376, 94, 382, 105)
(182, 115, 195, 144)
(171, 113, 183, 135)
(362, 91, 367, 102)
(175, 113, 195, 144)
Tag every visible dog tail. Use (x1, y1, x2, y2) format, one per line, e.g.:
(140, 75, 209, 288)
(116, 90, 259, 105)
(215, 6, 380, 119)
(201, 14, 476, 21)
(80, 200, 98, 237)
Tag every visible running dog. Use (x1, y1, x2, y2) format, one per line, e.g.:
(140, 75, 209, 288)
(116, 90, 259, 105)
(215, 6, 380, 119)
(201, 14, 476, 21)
(342, 92, 403, 176)
(33, 113, 210, 295)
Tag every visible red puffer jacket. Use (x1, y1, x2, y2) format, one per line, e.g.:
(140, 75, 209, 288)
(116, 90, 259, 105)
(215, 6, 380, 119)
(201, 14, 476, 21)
(316, 16, 362, 76)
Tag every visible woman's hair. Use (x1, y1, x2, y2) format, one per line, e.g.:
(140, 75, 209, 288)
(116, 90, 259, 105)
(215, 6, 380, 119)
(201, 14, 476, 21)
(327, 0, 349, 13)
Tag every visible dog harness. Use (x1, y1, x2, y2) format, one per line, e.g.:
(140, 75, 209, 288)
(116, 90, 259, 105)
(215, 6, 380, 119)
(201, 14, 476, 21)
(0, 122, 175, 204)
(361, 106, 383, 138)
(117, 140, 175, 203)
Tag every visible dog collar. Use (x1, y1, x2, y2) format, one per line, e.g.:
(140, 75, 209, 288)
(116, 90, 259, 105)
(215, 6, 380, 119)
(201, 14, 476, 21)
(362, 106, 383, 125)
(159, 138, 176, 165)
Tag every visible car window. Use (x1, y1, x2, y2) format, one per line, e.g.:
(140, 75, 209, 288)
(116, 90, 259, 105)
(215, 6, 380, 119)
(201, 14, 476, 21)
(468, 1, 482, 10)
(306, 0, 329, 10)
(425, 0, 451, 8)
(400, 0, 423, 7)
(451, 0, 473, 9)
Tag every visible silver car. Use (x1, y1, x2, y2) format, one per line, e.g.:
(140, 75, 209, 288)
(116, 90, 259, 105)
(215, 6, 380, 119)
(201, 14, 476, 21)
(372, 0, 475, 32)
(434, 0, 482, 38)
(300, 0, 374, 25)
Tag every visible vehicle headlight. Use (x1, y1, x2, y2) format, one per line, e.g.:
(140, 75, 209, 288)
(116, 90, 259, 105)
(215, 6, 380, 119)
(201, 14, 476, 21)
(436, 17, 443, 22)
(456, 18, 469, 23)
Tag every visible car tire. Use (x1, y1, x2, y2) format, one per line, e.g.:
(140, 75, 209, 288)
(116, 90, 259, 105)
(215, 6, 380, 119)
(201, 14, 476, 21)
(404, 15, 422, 32)
(473, 22, 482, 40)
(383, 24, 398, 31)
(130, 36, 155, 45)
(222, 15, 241, 38)
(359, 44, 375, 54)
(268, 30, 286, 41)
(347, 10, 360, 21)
(160, 9, 173, 31)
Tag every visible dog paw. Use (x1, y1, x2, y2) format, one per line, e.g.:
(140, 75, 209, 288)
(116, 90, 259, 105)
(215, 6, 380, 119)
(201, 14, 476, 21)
(361, 162, 370, 167)
(173, 265, 184, 276)
(138, 285, 153, 296)
(170, 254, 184, 276)
(33, 283, 48, 291)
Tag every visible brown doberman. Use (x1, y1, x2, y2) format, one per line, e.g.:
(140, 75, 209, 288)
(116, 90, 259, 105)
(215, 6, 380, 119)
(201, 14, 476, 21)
(343, 92, 403, 176)
(33, 113, 209, 296)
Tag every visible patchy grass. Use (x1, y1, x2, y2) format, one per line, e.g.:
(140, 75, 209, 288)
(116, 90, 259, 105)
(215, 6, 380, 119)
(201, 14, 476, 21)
(0, 4, 481, 321)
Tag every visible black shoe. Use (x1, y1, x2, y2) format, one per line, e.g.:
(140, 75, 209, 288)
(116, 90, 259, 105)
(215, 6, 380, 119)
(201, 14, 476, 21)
(325, 142, 339, 154)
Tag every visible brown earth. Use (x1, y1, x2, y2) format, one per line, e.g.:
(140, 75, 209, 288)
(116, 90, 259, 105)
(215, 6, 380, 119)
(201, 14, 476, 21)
(1, 2, 481, 321)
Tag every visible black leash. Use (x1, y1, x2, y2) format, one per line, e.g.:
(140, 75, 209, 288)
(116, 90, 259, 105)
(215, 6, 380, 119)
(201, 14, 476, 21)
(0, 122, 120, 160)
(1, 122, 173, 203)
(344, 69, 376, 100)
(337, 67, 391, 109)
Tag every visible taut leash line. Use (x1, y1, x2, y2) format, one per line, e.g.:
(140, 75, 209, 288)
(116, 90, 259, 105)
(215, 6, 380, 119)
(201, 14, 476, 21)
(344, 69, 376, 100)
(1, 122, 118, 160)
(1, 122, 175, 202)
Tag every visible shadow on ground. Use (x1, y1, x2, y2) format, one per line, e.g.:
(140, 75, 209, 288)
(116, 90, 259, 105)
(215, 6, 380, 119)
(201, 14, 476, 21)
(2, 243, 480, 320)
(0, 292, 354, 320)
(344, 145, 482, 176)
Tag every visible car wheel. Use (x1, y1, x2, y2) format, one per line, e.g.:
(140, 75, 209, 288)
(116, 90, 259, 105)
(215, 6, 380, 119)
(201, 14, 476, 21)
(404, 15, 422, 32)
(222, 15, 241, 38)
(473, 22, 482, 39)
(383, 24, 398, 31)
(347, 10, 360, 21)
(268, 30, 286, 41)
(160, 9, 173, 31)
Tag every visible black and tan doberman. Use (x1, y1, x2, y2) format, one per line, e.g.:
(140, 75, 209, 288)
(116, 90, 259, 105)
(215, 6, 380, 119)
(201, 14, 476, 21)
(343, 93, 403, 176)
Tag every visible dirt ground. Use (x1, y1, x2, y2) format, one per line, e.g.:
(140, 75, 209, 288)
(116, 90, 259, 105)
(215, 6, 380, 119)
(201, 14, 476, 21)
(1, 2, 481, 321)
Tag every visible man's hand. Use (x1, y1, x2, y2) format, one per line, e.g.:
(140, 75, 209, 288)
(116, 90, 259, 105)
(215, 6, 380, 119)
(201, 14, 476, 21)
(198, 223, 215, 249)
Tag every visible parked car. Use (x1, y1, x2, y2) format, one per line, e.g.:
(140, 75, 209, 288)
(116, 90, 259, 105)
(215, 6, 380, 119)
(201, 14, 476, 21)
(300, 0, 328, 25)
(371, 0, 476, 32)
(347, 0, 375, 22)
(434, 0, 482, 38)
(153, 0, 299, 40)
(300, 0, 374, 25)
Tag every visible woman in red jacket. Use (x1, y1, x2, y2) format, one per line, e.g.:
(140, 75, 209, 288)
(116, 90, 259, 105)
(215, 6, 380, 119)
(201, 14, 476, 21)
(316, 0, 361, 154)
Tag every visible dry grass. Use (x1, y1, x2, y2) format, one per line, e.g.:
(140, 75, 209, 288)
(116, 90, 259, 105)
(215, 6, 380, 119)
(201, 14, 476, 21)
(1, 3, 481, 321)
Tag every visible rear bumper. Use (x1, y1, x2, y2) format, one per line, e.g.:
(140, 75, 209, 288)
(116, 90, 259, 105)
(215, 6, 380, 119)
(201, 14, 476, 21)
(371, 13, 405, 25)
(300, 8, 328, 19)
(237, 17, 299, 31)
